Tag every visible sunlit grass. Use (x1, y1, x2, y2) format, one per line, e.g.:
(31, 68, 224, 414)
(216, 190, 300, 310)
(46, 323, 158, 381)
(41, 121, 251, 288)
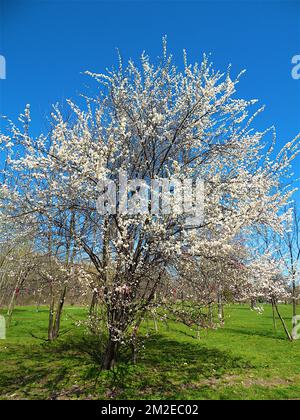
(0, 304, 299, 400)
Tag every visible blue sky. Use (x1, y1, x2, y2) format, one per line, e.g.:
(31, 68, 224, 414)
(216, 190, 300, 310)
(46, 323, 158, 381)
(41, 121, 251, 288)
(0, 0, 300, 193)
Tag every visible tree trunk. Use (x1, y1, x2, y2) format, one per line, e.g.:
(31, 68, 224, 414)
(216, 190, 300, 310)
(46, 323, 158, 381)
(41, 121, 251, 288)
(48, 296, 55, 341)
(292, 278, 297, 331)
(217, 293, 224, 325)
(271, 301, 277, 331)
(89, 290, 98, 316)
(7, 288, 17, 324)
(53, 285, 67, 338)
(153, 312, 158, 332)
(7, 274, 23, 326)
(208, 303, 213, 326)
(152, 294, 159, 332)
(102, 336, 119, 370)
(273, 300, 293, 341)
(48, 285, 67, 341)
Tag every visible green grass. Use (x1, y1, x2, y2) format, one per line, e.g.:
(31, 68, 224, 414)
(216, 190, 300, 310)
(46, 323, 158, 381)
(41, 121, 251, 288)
(0, 304, 300, 400)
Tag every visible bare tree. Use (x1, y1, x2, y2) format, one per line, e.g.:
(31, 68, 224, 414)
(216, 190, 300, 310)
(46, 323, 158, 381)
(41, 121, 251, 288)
(277, 205, 300, 335)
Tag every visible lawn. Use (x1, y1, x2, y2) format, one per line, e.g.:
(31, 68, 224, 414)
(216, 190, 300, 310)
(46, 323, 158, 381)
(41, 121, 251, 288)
(0, 304, 299, 400)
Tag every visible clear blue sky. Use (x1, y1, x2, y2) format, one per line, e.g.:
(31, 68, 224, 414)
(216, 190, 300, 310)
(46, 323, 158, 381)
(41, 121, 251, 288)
(0, 0, 300, 192)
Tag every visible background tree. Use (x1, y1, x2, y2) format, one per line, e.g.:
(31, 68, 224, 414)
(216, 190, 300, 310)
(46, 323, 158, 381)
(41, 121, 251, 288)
(277, 205, 300, 335)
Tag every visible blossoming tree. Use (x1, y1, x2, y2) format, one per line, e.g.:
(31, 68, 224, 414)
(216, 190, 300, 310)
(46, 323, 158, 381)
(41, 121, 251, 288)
(1, 40, 299, 368)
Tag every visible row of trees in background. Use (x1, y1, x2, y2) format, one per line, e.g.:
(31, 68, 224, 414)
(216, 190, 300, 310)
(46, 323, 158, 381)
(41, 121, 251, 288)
(0, 42, 299, 368)
(0, 233, 299, 341)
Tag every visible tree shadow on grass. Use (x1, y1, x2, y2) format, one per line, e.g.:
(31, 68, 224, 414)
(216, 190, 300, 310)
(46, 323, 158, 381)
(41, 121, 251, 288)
(98, 335, 254, 399)
(0, 333, 253, 400)
(0, 340, 90, 399)
(144, 335, 252, 373)
(223, 327, 289, 341)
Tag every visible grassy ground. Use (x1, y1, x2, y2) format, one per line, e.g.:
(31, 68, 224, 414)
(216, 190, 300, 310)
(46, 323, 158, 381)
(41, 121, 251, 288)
(0, 304, 299, 400)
